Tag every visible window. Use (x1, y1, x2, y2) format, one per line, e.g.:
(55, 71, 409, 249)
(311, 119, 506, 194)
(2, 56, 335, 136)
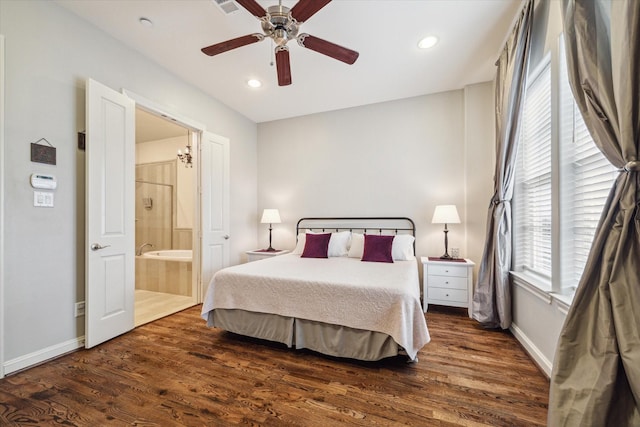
(558, 43, 618, 291)
(514, 61, 552, 280)
(513, 39, 617, 297)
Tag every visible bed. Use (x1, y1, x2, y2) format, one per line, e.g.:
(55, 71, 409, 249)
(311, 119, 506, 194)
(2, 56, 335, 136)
(201, 217, 430, 361)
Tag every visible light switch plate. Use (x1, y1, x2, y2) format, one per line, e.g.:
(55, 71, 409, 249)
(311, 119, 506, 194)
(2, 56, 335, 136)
(34, 191, 54, 207)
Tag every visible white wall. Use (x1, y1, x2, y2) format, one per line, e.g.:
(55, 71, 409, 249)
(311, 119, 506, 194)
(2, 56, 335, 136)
(464, 82, 496, 273)
(511, 276, 569, 376)
(0, 0, 257, 373)
(0, 34, 6, 378)
(257, 85, 495, 276)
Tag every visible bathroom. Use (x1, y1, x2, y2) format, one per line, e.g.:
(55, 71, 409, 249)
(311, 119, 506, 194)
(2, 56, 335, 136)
(134, 108, 196, 326)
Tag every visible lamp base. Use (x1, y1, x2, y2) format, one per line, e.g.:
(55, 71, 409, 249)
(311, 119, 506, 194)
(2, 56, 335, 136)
(264, 225, 277, 252)
(440, 227, 451, 259)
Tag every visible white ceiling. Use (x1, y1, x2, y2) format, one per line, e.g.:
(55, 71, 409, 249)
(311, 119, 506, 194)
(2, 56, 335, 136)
(57, 0, 522, 123)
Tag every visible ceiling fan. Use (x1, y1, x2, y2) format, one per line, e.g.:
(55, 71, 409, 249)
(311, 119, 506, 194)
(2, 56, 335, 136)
(201, 0, 359, 86)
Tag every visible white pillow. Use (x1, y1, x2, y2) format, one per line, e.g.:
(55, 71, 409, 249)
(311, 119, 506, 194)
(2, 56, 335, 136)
(348, 233, 365, 258)
(328, 230, 351, 257)
(392, 234, 415, 261)
(292, 232, 306, 255)
(293, 230, 351, 257)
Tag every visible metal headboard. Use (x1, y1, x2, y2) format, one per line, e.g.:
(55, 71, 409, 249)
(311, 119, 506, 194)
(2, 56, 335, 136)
(296, 217, 416, 252)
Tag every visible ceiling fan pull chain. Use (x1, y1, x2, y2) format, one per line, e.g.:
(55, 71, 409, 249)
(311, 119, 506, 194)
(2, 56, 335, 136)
(270, 39, 274, 67)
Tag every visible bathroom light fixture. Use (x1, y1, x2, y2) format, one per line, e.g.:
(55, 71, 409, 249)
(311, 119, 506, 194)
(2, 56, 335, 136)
(260, 209, 281, 252)
(432, 205, 460, 259)
(418, 35, 438, 49)
(177, 145, 193, 168)
(247, 79, 262, 88)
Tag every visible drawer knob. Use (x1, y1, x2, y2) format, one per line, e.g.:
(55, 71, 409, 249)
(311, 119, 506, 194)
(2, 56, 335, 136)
(445, 281, 449, 284)
(446, 294, 449, 297)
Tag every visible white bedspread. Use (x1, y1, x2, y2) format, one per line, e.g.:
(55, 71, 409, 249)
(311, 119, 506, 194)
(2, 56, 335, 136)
(201, 254, 430, 359)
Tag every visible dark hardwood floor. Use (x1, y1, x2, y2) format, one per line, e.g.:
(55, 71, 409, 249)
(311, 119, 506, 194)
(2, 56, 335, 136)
(0, 305, 549, 426)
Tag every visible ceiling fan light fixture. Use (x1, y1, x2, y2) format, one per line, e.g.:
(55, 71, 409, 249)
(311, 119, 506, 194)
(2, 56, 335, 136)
(418, 35, 438, 49)
(247, 79, 262, 88)
(273, 28, 289, 46)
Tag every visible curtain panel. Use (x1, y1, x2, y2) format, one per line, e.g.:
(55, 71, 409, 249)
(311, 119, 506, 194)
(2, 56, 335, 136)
(472, 0, 534, 329)
(548, 0, 640, 425)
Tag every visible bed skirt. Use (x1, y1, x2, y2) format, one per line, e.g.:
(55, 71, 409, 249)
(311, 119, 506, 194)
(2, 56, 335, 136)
(209, 309, 406, 361)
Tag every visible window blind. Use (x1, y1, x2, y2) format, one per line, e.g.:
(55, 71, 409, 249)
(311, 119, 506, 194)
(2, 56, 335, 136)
(560, 60, 617, 289)
(513, 40, 619, 296)
(515, 62, 552, 278)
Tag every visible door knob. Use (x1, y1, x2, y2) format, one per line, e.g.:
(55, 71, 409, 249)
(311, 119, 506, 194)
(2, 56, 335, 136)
(91, 243, 111, 251)
(223, 235, 230, 240)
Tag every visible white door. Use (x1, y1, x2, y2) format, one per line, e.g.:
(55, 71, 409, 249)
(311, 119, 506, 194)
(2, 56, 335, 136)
(200, 131, 230, 300)
(85, 79, 135, 348)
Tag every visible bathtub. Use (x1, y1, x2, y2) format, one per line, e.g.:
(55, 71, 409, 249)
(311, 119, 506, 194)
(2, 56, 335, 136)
(136, 249, 192, 296)
(142, 249, 192, 261)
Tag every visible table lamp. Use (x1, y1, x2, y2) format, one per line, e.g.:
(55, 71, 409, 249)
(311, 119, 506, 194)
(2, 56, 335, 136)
(260, 209, 281, 251)
(431, 205, 460, 259)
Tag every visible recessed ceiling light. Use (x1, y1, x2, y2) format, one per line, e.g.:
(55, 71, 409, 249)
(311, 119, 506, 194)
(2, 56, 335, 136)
(418, 35, 438, 49)
(247, 79, 262, 88)
(139, 17, 153, 27)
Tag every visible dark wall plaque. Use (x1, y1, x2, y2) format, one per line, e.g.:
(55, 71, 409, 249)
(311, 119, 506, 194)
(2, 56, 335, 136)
(31, 143, 56, 165)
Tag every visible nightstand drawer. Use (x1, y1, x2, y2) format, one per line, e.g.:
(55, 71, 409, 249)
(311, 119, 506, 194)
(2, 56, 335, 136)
(428, 264, 469, 278)
(427, 275, 467, 290)
(428, 287, 468, 304)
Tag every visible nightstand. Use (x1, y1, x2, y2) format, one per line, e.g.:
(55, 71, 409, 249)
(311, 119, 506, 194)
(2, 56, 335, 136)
(421, 257, 475, 318)
(245, 249, 290, 262)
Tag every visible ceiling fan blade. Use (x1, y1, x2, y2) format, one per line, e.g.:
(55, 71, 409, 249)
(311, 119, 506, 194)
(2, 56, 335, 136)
(297, 34, 359, 65)
(236, 0, 268, 18)
(275, 46, 292, 86)
(290, 0, 332, 22)
(201, 33, 264, 56)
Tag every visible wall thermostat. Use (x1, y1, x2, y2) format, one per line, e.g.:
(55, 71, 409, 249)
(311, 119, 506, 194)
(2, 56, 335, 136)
(30, 173, 57, 190)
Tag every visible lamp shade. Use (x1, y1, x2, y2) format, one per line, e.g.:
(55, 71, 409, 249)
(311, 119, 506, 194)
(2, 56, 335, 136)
(431, 205, 460, 224)
(260, 209, 281, 224)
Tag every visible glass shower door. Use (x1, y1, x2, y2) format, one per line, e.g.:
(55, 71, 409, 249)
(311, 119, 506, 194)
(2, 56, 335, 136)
(135, 181, 173, 252)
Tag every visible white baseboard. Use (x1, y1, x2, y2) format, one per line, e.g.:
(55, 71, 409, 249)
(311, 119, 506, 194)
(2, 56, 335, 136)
(510, 323, 552, 378)
(3, 336, 85, 375)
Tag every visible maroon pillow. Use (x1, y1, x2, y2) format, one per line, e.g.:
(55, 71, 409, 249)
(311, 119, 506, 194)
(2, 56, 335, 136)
(301, 233, 331, 258)
(362, 234, 394, 263)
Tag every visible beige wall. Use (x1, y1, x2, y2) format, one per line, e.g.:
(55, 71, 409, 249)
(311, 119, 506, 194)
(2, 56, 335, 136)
(257, 84, 495, 277)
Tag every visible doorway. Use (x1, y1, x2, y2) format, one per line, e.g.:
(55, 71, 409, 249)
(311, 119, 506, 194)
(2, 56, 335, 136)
(134, 108, 196, 326)
(85, 81, 230, 348)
